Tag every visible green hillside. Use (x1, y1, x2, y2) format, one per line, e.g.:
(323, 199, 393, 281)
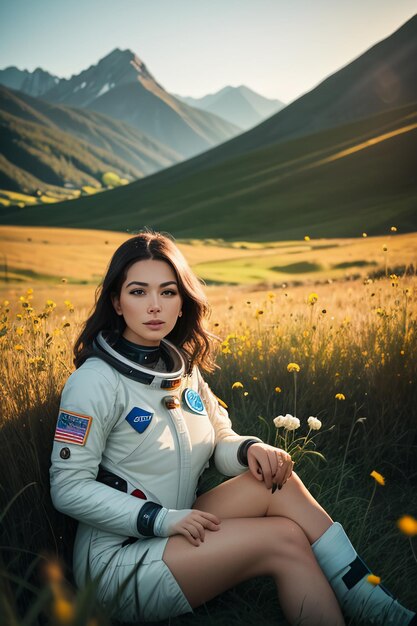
(1, 103, 416, 240)
(0, 86, 180, 194)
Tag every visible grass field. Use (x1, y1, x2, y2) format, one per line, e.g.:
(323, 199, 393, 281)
(1, 225, 416, 291)
(1, 227, 417, 625)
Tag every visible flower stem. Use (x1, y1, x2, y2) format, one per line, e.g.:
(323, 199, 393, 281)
(357, 481, 377, 551)
(293, 372, 297, 417)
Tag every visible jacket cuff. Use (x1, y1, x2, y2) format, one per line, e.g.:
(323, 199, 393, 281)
(237, 439, 260, 466)
(136, 502, 163, 537)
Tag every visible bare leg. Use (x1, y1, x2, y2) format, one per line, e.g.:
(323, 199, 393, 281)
(163, 516, 345, 626)
(194, 470, 332, 543)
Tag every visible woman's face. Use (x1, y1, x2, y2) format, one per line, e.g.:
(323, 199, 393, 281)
(112, 259, 183, 346)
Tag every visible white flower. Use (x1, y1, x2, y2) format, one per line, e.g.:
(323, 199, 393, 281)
(274, 413, 300, 430)
(273, 415, 287, 428)
(284, 414, 300, 431)
(307, 416, 322, 431)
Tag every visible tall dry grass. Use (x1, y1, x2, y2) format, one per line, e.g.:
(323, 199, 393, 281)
(1, 273, 416, 625)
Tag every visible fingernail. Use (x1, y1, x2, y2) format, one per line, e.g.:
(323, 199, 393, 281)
(278, 484, 282, 490)
(272, 484, 277, 494)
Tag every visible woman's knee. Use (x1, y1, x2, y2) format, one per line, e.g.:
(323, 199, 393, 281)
(267, 517, 312, 560)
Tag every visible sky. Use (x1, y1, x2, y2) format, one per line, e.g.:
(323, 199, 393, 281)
(0, 0, 416, 103)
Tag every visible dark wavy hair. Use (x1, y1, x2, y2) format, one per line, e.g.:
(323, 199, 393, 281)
(73, 229, 218, 373)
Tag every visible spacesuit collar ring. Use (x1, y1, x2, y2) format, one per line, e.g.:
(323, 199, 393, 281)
(92, 331, 185, 387)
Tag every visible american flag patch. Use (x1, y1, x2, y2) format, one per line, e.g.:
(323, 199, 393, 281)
(54, 410, 92, 446)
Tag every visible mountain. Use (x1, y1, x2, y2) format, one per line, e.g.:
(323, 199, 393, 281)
(2, 103, 415, 239)
(1, 16, 416, 239)
(173, 13, 417, 169)
(41, 49, 241, 159)
(0, 66, 59, 98)
(175, 85, 285, 130)
(0, 86, 181, 193)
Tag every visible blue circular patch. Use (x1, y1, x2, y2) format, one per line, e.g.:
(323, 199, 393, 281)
(183, 388, 207, 415)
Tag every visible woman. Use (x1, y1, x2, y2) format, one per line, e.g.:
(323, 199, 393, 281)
(50, 230, 415, 625)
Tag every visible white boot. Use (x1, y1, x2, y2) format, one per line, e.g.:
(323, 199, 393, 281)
(311, 522, 416, 625)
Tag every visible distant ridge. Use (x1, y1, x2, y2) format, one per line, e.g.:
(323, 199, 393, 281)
(0, 66, 59, 97)
(176, 85, 285, 130)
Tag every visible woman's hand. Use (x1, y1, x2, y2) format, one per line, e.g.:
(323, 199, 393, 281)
(158, 508, 221, 546)
(247, 443, 293, 490)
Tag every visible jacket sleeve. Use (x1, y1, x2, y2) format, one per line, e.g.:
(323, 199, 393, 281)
(49, 364, 146, 538)
(196, 368, 262, 476)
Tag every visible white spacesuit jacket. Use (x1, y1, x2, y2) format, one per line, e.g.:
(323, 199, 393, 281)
(50, 355, 262, 566)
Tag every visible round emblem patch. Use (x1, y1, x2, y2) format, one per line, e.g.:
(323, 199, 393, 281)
(183, 388, 207, 415)
(60, 447, 71, 459)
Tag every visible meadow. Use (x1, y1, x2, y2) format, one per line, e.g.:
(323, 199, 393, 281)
(1, 227, 417, 625)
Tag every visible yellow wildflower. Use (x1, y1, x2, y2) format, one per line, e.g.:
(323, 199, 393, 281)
(16, 313, 22, 320)
(390, 226, 397, 232)
(15, 327, 24, 336)
(370, 470, 385, 486)
(382, 245, 388, 252)
(52, 597, 74, 623)
(335, 393, 346, 400)
(61, 277, 67, 283)
(275, 386, 282, 393)
(256, 339, 262, 349)
(28, 357, 46, 366)
(32, 317, 41, 331)
(243, 391, 249, 397)
(3, 300, 10, 306)
(214, 394, 228, 409)
(362, 233, 368, 238)
(287, 363, 300, 373)
(268, 292, 275, 300)
(367, 574, 381, 586)
(304, 236, 310, 241)
(307, 292, 318, 305)
(397, 516, 417, 536)
(45, 299, 56, 309)
(14, 344, 24, 351)
(232, 382, 244, 389)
